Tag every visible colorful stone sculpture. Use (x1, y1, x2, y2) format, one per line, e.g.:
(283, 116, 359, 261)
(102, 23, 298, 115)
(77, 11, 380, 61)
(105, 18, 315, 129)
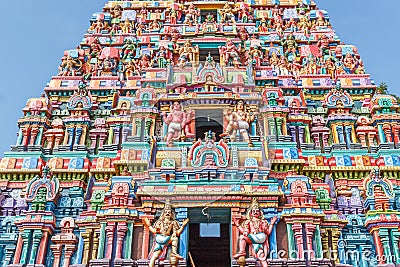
(2, 1, 400, 267)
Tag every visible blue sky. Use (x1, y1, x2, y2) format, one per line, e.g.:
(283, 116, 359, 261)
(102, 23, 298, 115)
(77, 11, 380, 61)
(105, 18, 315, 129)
(0, 0, 398, 155)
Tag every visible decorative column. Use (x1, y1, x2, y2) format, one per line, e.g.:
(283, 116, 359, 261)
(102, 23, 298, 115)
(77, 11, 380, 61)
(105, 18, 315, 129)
(97, 223, 106, 259)
(286, 223, 296, 259)
(81, 230, 92, 264)
(19, 229, 32, 265)
(105, 223, 116, 259)
(63, 244, 77, 267)
(314, 225, 323, 259)
(124, 222, 134, 259)
(292, 223, 304, 259)
(51, 244, 63, 267)
(13, 234, 23, 264)
(29, 229, 43, 265)
(37, 230, 50, 264)
(115, 222, 128, 259)
(373, 230, 385, 264)
(305, 224, 316, 259)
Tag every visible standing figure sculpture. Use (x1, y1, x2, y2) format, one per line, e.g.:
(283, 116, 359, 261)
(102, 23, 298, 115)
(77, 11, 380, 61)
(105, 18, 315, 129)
(233, 198, 278, 267)
(163, 102, 193, 146)
(143, 201, 189, 267)
(220, 100, 257, 146)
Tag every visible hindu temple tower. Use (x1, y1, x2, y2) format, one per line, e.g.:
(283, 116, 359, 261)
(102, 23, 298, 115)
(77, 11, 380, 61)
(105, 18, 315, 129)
(0, 1, 399, 267)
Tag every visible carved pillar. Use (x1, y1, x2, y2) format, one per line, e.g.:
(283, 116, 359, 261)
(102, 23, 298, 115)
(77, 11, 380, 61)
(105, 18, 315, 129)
(54, 133, 64, 148)
(122, 126, 130, 143)
(357, 132, 367, 147)
(114, 127, 121, 145)
(276, 117, 283, 136)
(311, 133, 320, 147)
(393, 126, 400, 144)
(98, 134, 106, 149)
(292, 223, 303, 259)
(29, 229, 43, 265)
(288, 125, 297, 143)
(75, 127, 83, 145)
(298, 126, 305, 143)
(145, 119, 152, 137)
(92, 229, 100, 261)
(51, 244, 63, 267)
(105, 223, 116, 259)
(124, 222, 134, 259)
(115, 222, 128, 259)
(305, 224, 316, 259)
(383, 125, 393, 142)
(135, 119, 142, 137)
(66, 127, 75, 147)
(97, 223, 106, 259)
(37, 229, 50, 264)
(21, 128, 30, 147)
(81, 230, 92, 264)
(367, 132, 376, 147)
(142, 222, 150, 259)
(373, 230, 385, 264)
(13, 234, 24, 264)
(19, 229, 32, 265)
(30, 127, 39, 145)
(267, 117, 275, 136)
(345, 125, 353, 148)
(107, 127, 114, 145)
(63, 244, 77, 267)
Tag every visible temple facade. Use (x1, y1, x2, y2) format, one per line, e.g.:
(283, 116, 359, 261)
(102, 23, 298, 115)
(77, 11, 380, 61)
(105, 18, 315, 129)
(1, 0, 400, 267)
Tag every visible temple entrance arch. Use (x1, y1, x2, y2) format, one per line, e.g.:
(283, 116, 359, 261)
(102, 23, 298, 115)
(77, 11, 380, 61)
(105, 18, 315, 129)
(187, 208, 231, 267)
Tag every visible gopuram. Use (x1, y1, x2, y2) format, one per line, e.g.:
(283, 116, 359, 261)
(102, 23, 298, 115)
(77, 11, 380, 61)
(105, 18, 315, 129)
(0, 0, 399, 267)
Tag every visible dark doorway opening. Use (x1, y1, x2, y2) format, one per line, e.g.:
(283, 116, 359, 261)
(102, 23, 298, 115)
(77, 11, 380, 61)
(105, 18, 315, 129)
(195, 109, 224, 141)
(188, 208, 231, 267)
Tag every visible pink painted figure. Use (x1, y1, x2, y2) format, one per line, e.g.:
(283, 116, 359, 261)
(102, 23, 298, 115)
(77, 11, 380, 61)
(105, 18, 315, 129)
(163, 102, 192, 146)
(233, 198, 278, 267)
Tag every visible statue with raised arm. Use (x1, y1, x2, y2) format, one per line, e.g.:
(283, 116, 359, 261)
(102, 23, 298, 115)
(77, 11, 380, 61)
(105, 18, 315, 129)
(143, 200, 189, 267)
(233, 198, 278, 267)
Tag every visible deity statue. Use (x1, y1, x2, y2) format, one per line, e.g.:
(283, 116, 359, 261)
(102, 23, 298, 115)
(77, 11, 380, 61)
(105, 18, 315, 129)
(99, 56, 117, 76)
(233, 198, 278, 267)
(183, 3, 200, 24)
(163, 102, 193, 146)
(121, 39, 137, 61)
(89, 17, 105, 34)
(219, 40, 242, 67)
(343, 53, 356, 74)
(156, 46, 170, 68)
(281, 33, 298, 61)
(120, 19, 133, 34)
(177, 40, 199, 67)
(258, 18, 269, 33)
(143, 201, 189, 267)
(317, 34, 331, 56)
(220, 100, 257, 146)
(58, 55, 83, 76)
(202, 13, 218, 33)
(237, 27, 249, 42)
(218, 3, 237, 24)
(124, 59, 140, 77)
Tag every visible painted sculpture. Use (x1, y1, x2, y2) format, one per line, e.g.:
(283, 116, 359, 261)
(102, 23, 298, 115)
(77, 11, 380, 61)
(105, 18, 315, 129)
(143, 201, 189, 267)
(233, 198, 278, 267)
(1, 1, 400, 267)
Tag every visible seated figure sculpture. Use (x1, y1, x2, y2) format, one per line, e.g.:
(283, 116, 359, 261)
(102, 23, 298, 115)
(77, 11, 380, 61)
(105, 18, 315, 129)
(233, 198, 278, 267)
(143, 201, 189, 267)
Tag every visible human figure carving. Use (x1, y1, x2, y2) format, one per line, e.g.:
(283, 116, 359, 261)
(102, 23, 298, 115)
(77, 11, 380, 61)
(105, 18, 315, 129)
(143, 201, 189, 267)
(233, 198, 278, 267)
(221, 100, 256, 146)
(163, 102, 193, 146)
